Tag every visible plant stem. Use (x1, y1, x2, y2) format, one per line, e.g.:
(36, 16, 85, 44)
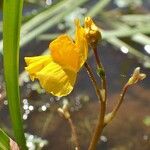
(93, 46, 107, 100)
(111, 85, 128, 116)
(85, 45, 108, 149)
(84, 62, 106, 150)
(68, 118, 80, 150)
(84, 62, 103, 101)
(104, 84, 129, 126)
(88, 101, 106, 150)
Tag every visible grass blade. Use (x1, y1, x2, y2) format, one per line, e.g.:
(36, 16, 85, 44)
(0, 129, 10, 150)
(87, 0, 111, 17)
(106, 37, 150, 67)
(21, 0, 68, 34)
(0, 0, 88, 53)
(132, 34, 150, 45)
(20, 0, 87, 47)
(3, 0, 27, 149)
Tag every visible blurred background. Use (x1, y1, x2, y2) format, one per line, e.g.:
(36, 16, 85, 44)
(0, 0, 150, 149)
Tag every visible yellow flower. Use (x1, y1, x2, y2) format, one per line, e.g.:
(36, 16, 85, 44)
(25, 18, 89, 97)
(25, 17, 100, 96)
(25, 55, 76, 96)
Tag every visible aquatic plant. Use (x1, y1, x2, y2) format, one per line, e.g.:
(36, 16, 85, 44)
(25, 17, 146, 150)
(1, 0, 148, 149)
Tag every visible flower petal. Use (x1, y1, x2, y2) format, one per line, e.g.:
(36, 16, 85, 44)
(25, 56, 51, 80)
(49, 34, 80, 73)
(75, 19, 88, 67)
(36, 60, 77, 96)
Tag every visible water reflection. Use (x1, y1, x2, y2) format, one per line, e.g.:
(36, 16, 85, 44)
(144, 45, 150, 54)
(120, 46, 129, 54)
(46, 0, 52, 5)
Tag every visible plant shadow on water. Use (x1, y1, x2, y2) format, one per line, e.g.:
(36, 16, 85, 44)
(0, 0, 150, 150)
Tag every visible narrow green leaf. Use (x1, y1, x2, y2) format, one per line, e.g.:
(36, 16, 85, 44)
(120, 14, 150, 25)
(0, 129, 10, 150)
(132, 34, 150, 45)
(102, 25, 150, 39)
(21, 0, 68, 34)
(20, 0, 88, 47)
(87, 0, 111, 17)
(106, 37, 150, 66)
(0, 0, 70, 53)
(3, 0, 27, 150)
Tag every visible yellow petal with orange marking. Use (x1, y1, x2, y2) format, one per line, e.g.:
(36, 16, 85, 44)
(49, 34, 80, 73)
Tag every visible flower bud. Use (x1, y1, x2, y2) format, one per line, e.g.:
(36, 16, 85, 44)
(127, 67, 146, 85)
(84, 17, 101, 47)
(57, 100, 70, 119)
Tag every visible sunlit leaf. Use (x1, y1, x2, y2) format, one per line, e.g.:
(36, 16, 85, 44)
(0, 129, 10, 150)
(3, 0, 27, 149)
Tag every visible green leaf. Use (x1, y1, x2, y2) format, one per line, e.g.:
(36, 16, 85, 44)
(0, 129, 10, 150)
(97, 67, 105, 78)
(20, 0, 88, 47)
(3, 0, 27, 149)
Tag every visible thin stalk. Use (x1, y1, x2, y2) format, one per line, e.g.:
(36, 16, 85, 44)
(84, 62, 103, 101)
(68, 118, 80, 150)
(85, 44, 108, 150)
(93, 46, 107, 100)
(111, 85, 128, 116)
(86, 57, 107, 149)
(3, 0, 27, 149)
(104, 84, 129, 126)
(84, 62, 106, 150)
(88, 101, 106, 150)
